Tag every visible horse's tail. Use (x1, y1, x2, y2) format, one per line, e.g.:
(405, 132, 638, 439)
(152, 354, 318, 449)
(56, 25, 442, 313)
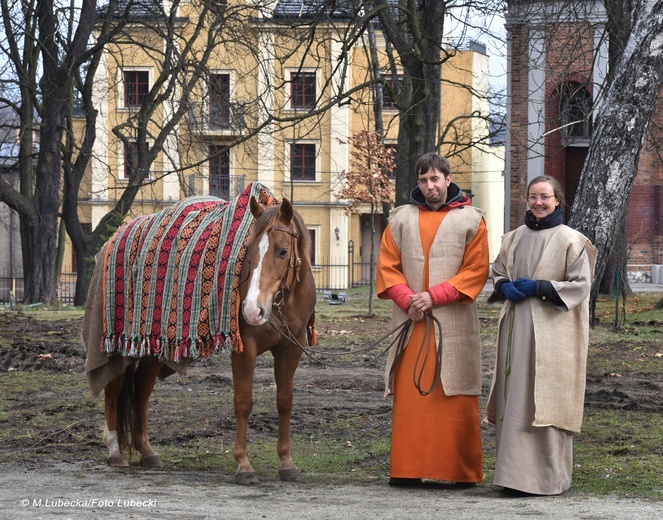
(116, 363, 137, 454)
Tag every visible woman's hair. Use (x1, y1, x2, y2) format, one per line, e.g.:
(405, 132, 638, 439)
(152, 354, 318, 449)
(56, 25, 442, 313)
(527, 175, 566, 208)
(415, 152, 451, 178)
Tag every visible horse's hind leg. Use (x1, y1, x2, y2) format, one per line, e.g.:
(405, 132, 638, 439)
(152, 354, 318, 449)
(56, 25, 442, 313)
(104, 373, 129, 467)
(134, 357, 166, 468)
(273, 343, 304, 482)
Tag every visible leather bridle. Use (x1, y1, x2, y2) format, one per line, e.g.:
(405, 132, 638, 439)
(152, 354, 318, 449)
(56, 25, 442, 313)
(270, 222, 301, 307)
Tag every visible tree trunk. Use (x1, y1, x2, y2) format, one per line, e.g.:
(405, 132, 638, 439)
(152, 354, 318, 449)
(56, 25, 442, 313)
(20, 216, 59, 304)
(23, 85, 67, 304)
(596, 0, 634, 297)
(567, 0, 663, 324)
(377, 0, 445, 206)
(598, 211, 632, 296)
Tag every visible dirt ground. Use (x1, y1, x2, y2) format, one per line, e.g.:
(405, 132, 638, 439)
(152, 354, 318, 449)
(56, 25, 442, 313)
(0, 295, 662, 518)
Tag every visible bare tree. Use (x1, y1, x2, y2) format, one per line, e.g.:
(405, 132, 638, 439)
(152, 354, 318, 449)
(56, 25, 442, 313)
(335, 130, 395, 315)
(567, 0, 663, 323)
(60, 0, 372, 304)
(62, 0, 237, 304)
(0, 0, 109, 303)
(1, 0, 504, 305)
(506, 0, 663, 319)
(372, 0, 504, 205)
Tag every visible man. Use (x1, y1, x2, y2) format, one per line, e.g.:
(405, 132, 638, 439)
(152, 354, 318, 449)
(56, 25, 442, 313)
(377, 152, 489, 486)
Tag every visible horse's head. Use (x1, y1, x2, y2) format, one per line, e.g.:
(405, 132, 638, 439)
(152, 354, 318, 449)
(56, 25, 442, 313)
(241, 196, 308, 326)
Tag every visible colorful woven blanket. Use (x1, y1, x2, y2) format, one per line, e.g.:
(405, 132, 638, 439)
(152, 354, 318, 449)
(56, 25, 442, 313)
(101, 182, 278, 361)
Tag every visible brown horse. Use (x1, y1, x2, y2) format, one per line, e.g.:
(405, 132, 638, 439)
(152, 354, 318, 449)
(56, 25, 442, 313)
(83, 195, 316, 484)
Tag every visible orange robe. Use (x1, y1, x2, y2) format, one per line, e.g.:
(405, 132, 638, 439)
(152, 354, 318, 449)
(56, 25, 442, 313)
(377, 209, 489, 482)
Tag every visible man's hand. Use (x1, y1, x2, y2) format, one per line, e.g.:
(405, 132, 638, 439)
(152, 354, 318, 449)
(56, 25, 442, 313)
(408, 305, 425, 322)
(409, 291, 433, 313)
(407, 291, 432, 322)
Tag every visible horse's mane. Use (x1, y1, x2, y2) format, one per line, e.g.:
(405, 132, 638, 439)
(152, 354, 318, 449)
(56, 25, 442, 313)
(252, 204, 312, 268)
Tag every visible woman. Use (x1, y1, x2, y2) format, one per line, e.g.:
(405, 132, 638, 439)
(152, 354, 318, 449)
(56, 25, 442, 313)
(486, 175, 597, 495)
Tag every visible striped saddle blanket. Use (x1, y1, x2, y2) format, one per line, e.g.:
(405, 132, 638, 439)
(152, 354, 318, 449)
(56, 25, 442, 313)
(101, 182, 278, 361)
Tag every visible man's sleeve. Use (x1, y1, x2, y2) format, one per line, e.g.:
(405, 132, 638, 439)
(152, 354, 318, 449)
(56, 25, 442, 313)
(376, 226, 409, 299)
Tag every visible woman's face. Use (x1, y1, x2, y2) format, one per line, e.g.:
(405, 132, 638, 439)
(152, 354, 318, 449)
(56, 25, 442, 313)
(527, 181, 560, 219)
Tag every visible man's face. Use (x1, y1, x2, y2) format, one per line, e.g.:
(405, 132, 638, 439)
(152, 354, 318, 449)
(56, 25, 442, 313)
(418, 167, 451, 210)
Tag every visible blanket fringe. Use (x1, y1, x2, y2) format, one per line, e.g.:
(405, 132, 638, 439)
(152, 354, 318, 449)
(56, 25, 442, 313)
(101, 332, 232, 362)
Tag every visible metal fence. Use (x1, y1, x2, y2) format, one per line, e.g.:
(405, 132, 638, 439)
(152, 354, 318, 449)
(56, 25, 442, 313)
(0, 270, 80, 305)
(0, 270, 24, 304)
(311, 259, 374, 291)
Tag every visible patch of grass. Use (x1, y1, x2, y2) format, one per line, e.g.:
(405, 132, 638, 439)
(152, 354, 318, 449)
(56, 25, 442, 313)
(574, 411, 663, 499)
(158, 438, 236, 474)
(0, 372, 100, 463)
(589, 358, 662, 376)
(0, 371, 86, 393)
(292, 433, 390, 483)
(595, 293, 663, 328)
(0, 307, 85, 320)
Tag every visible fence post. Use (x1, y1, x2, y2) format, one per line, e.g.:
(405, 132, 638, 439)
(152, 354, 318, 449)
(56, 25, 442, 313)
(348, 240, 354, 288)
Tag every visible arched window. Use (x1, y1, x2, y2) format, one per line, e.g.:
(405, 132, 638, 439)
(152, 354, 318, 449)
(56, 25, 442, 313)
(560, 82, 593, 142)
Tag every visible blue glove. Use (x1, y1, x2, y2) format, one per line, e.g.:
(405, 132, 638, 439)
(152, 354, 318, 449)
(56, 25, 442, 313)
(514, 278, 538, 298)
(499, 281, 526, 303)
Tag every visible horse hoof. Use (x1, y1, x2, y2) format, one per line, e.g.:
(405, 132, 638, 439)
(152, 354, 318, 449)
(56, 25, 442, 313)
(140, 455, 164, 468)
(106, 454, 129, 467)
(235, 471, 259, 485)
(279, 468, 300, 482)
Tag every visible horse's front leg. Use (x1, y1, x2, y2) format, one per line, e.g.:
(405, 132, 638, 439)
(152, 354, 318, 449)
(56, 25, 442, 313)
(231, 349, 259, 484)
(104, 373, 128, 467)
(133, 356, 166, 468)
(273, 343, 304, 482)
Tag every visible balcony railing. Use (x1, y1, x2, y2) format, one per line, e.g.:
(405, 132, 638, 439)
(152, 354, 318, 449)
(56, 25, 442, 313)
(187, 174, 246, 200)
(188, 102, 246, 136)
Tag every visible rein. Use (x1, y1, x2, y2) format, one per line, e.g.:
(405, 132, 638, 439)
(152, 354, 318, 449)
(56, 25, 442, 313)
(269, 308, 444, 397)
(388, 313, 443, 396)
(269, 309, 411, 365)
(244, 215, 444, 396)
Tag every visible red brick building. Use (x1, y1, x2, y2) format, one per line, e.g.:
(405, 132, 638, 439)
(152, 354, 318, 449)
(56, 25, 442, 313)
(505, 1, 663, 280)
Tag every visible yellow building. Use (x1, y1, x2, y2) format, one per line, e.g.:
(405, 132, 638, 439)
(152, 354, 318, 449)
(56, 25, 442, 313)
(61, 1, 500, 292)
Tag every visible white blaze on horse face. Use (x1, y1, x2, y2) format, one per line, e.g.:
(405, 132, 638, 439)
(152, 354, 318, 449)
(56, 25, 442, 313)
(243, 232, 271, 325)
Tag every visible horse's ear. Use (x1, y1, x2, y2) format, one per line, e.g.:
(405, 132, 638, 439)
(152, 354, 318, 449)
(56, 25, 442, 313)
(250, 196, 264, 218)
(280, 197, 294, 223)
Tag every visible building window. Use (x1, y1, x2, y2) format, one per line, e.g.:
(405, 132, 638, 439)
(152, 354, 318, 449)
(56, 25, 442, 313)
(124, 70, 149, 107)
(382, 75, 402, 110)
(290, 72, 316, 109)
(290, 143, 316, 181)
(210, 73, 230, 128)
(123, 141, 150, 180)
(209, 145, 230, 199)
(560, 82, 593, 141)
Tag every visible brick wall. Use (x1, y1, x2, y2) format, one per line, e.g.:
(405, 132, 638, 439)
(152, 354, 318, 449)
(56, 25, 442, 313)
(508, 18, 663, 266)
(509, 24, 530, 230)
